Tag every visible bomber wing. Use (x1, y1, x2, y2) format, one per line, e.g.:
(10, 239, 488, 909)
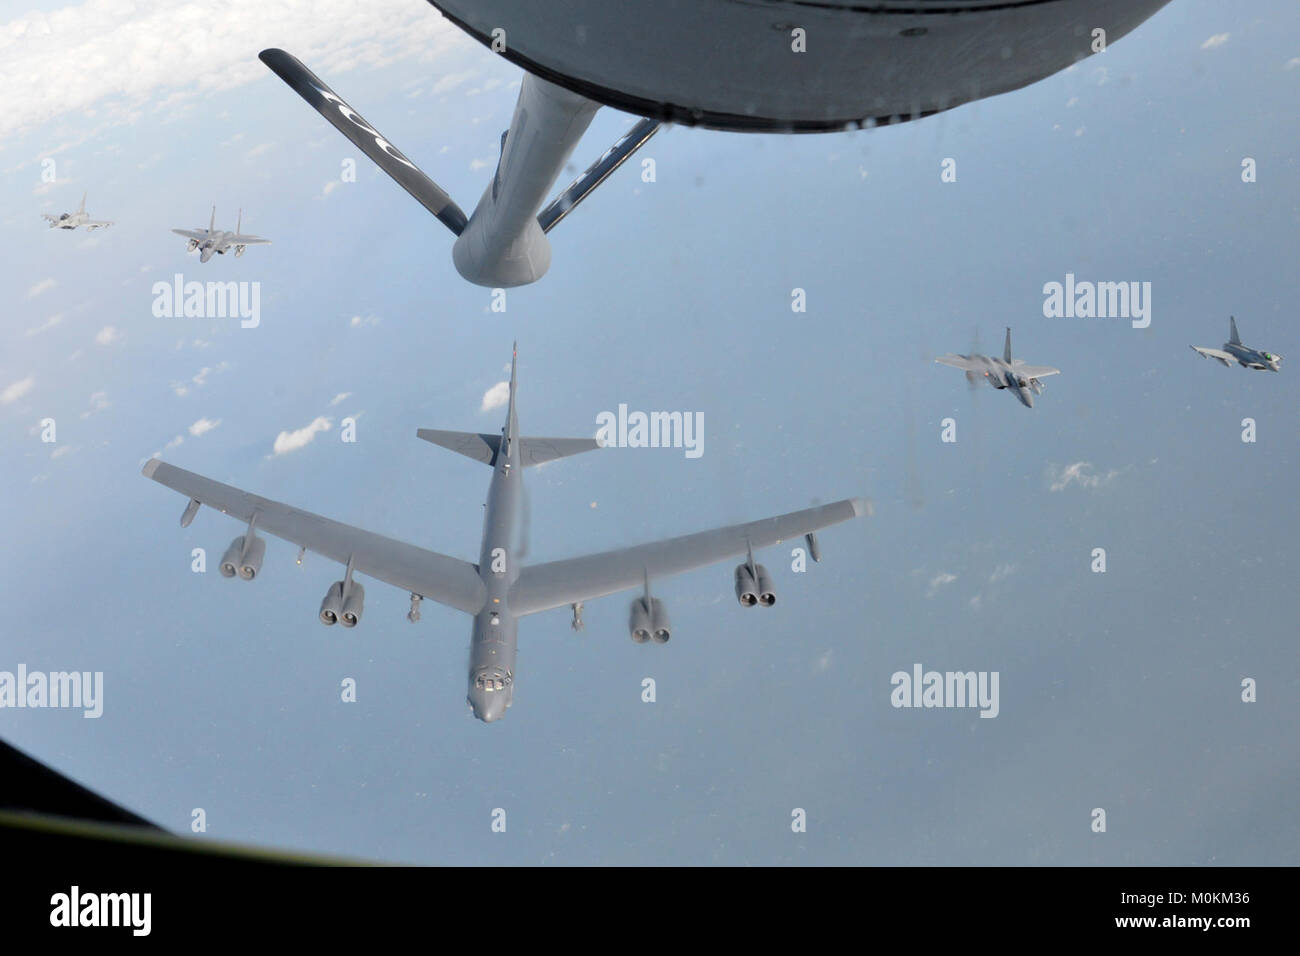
(141, 459, 485, 615)
(509, 498, 867, 616)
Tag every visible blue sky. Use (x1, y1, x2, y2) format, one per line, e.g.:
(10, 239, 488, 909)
(1, 0, 1297, 864)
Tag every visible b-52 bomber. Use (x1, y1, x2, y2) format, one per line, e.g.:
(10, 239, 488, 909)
(142, 347, 866, 723)
(935, 328, 1060, 409)
(1190, 317, 1281, 371)
(41, 192, 113, 231)
(172, 207, 270, 262)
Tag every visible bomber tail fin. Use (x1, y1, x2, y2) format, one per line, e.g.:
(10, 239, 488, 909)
(1229, 315, 1242, 345)
(417, 429, 600, 469)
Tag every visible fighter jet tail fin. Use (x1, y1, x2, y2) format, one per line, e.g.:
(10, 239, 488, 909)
(1004, 327, 1013, 364)
(210, 206, 216, 233)
(259, 48, 469, 237)
(78, 192, 86, 214)
(1229, 315, 1241, 345)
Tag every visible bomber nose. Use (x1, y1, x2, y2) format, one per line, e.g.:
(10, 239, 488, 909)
(470, 691, 507, 723)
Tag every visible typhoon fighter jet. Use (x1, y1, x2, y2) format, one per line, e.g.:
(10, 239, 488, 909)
(936, 328, 1060, 409)
(141, 346, 866, 723)
(172, 207, 270, 262)
(41, 193, 113, 231)
(257, 0, 1169, 287)
(1190, 317, 1281, 371)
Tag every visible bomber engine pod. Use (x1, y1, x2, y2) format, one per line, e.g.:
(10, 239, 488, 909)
(648, 597, 671, 644)
(735, 564, 758, 607)
(754, 564, 776, 608)
(628, 597, 652, 643)
(219, 538, 242, 578)
(220, 534, 265, 579)
(340, 583, 365, 628)
(238, 535, 266, 580)
(319, 581, 344, 625)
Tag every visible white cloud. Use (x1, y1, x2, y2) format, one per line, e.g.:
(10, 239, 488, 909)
(1048, 461, 1120, 492)
(813, 650, 833, 674)
(431, 70, 475, 94)
(95, 325, 121, 345)
(349, 314, 380, 328)
(480, 381, 509, 412)
(188, 417, 220, 437)
(2, 377, 35, 404)
(469, 158, 489, 171)
(164, 434, 184, 450)
(328, 392, 351, 407)
(322, 180, 342, 196)
(80, 390, 109, 418)
(24, 313, 63, 336)
(0, 0, 468, 141)
(925, 572, 957, 598)
(51, 444, 75, 459)
(272, 416, 332, 455)
(1286, 57, 1300, 71)
(26, 278, 55, 300)
(988, 563, 1018, 584)
(1201, 33, 1230, 50)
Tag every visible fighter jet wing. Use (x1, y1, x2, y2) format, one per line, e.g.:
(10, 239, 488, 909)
(85, 220, 113, 230)
(40, 214, 59, 222)
(1190, 346, 1239, 367)
(141, 459, 486, 615)
(935, 354, 983, 371)
(508, 498, 867, 616)
(228, 235, 271, 245)
(1010, 364, 1060, 378)
(172, 229, 211, 240)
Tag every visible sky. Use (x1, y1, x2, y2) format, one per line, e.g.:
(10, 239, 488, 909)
(1, 0, 1297, 865)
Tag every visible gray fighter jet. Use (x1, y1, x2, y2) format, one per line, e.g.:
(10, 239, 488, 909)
(141, 347, 866, 723)
(41, 192, 113, 231)
(935, 328, 1060, 409)
(172, 207, 270, 262)
(1191, 317, 1281, 371)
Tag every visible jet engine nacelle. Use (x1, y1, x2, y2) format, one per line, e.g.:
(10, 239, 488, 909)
(648, 597, 671, 644)
(629, 597, 652, 642)
(220, 534, 265, 579)
(755, 564, 776, 607)
(340, 583, 365, 628)
(319, 581, 344, 625)
(735, 564, 758, 607)
(1028, 377, 1044, 395)
(186, 239, 199, 252)
(234, 244, 246, 257)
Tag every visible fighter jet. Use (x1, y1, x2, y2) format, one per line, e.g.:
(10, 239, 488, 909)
(1191, 317, 1281, 371)
(141, 346, 866, 724)
(259, 0, 1170, 287)
(41, 192, 113, 231)
(172, 207, 270, 262)
(936, 328, 1060, 409)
